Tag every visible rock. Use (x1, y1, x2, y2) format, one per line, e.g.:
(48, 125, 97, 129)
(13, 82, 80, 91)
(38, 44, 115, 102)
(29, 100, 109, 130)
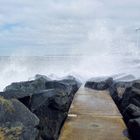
(31, 89, 70, 112)
(61, 75, 82, 87)
(4, 77, 48, 96)
(0, 96, 39, 140)
(45, 76, 81, 96)
(0, 75, 81, 140)
(109, 81, 132, 106)
(30, 90, 69, 140)
(131, 98, 140, 108)
(85, 77, 113, 90)
(121, 87, 140, 110)
(132, 80, 140, 89)
(35, 74, 51, 81)
(123, 104, 140, 122)
(48, 90, 70, 112)
(61, 76, 82, 90)
(29, 76, 81, 140)
(45, 81, 72, 96)
(108, 78, 140, 140)
(1, 75, 49, 107)
(30, 90, 56, 111)
(128, 117, 140, 140)
(34, 107, 66, 140)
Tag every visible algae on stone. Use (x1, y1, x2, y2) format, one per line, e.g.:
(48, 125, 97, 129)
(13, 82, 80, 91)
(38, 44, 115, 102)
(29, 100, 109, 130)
(0, 96, 15, 112)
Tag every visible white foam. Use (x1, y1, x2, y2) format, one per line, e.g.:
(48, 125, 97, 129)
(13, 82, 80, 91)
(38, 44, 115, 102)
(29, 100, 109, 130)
(0, 23, 140, 91)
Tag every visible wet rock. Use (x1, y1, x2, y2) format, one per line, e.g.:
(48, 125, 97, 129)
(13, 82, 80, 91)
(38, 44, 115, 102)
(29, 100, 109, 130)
(123, 104, 140, 123)
(0, 75, 81, 140)
(4, 76, 48, 97)
(30, 90, 69, 140)
(1, 75, 50, 107)
(31, 89, 70, 112)
(128, 117, 140, 140)
(28, 76, 80, 140)
(130, 98, 140, 108)
(45, 81, 72, 96)
(132, 80, 140, 89)
(45, 76, 81, 96)
(121, 87, 140, 110)
(108, 78, 140, 140)
(35, 74, 51, 81)
(0, 97, 39, 140)
(109, 81, 132, 106)
(85, 77, 113, 90)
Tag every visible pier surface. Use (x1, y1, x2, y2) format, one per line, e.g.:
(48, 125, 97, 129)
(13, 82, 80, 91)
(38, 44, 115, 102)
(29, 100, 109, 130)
(59, 87, 128, 140)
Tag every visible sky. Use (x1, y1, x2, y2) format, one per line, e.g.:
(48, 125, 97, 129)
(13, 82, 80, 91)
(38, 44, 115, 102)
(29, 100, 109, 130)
(0, 0, 140, 56)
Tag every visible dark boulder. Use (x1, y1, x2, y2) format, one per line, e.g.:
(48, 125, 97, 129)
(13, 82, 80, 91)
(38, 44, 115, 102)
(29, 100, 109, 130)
(29, 76, 81, 140)
(35, 74, 51, 81)
(109, 81, 133, 106)
(4, 76, 48, 96)
(0, 75, 81, 140)
(30, 90, 69, 140)
(123, 104, 140, 123)
(132, 80, 140, 89)
(128, 117, 140, 140)
(130, 98, 140, 108)
(108, 78, 140, 140)
(0, 97, 39, 140)
(30, 89, 70, 112)
(121, 87, 140, 110)
(1, 75, 50, 107)
(45, 81, 72, 96)
(45, 76, 81, 96)
(85, 77, 113, 90)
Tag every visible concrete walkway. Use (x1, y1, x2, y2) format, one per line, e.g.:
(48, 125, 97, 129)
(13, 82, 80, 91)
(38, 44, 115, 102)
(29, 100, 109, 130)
(59, 87, 129, 140)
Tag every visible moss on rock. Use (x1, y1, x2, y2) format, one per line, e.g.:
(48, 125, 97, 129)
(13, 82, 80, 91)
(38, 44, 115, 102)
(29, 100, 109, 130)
(0, 125, 22, 140)
(0, 96, 15, 112)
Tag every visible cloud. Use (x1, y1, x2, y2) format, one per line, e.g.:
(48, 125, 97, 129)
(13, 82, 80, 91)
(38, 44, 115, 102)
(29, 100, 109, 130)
(0, 0, 140, 55)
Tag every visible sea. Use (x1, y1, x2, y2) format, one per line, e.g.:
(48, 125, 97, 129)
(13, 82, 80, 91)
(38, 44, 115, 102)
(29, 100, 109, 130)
(0, 52, 140, 91)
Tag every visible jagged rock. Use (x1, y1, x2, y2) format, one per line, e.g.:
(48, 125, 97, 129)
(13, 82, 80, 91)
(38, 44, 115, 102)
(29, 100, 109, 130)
(128, 117, 140, 140)
(1, 75, 80, 107)
(130, 98, 140, 108)
(109, 81, 132, 106)
(30, 89, 70, 112)
(4, 76, 48, 96)
(0, 97, 39, 140)
(30, 90, 69, 140)
(121, 87, 140, 110)
(30, 76, 81, 140)
(123, 104, 140, 123)
(45, 76, 81, 96)
(1, 75, 50, 107)
(85, 77, 113, 90)
(45, 81, 72, 96)
(0, 75, 81, 140)
(132, 80, 140, 89)
(107, 78, 140, 140)
(35, 74, 51, 81)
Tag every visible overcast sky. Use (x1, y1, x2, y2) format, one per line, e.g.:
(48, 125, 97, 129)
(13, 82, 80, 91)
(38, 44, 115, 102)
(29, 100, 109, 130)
(0, 0, 140, 56)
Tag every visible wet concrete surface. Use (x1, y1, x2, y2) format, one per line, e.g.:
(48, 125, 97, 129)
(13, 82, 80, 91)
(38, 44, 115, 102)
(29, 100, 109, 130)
(59, 87, 129, 140)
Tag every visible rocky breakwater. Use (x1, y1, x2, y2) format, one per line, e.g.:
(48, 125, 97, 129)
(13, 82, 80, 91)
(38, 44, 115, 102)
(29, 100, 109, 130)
(0, 74, 81, 140)
(85, 75, 140, 140)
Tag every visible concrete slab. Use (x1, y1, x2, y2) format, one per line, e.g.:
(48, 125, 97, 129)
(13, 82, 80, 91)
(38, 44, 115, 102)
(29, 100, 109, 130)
(69, 88, 121, 117)
(59, 87, 129, 140)
(59, 115, 128, 140)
